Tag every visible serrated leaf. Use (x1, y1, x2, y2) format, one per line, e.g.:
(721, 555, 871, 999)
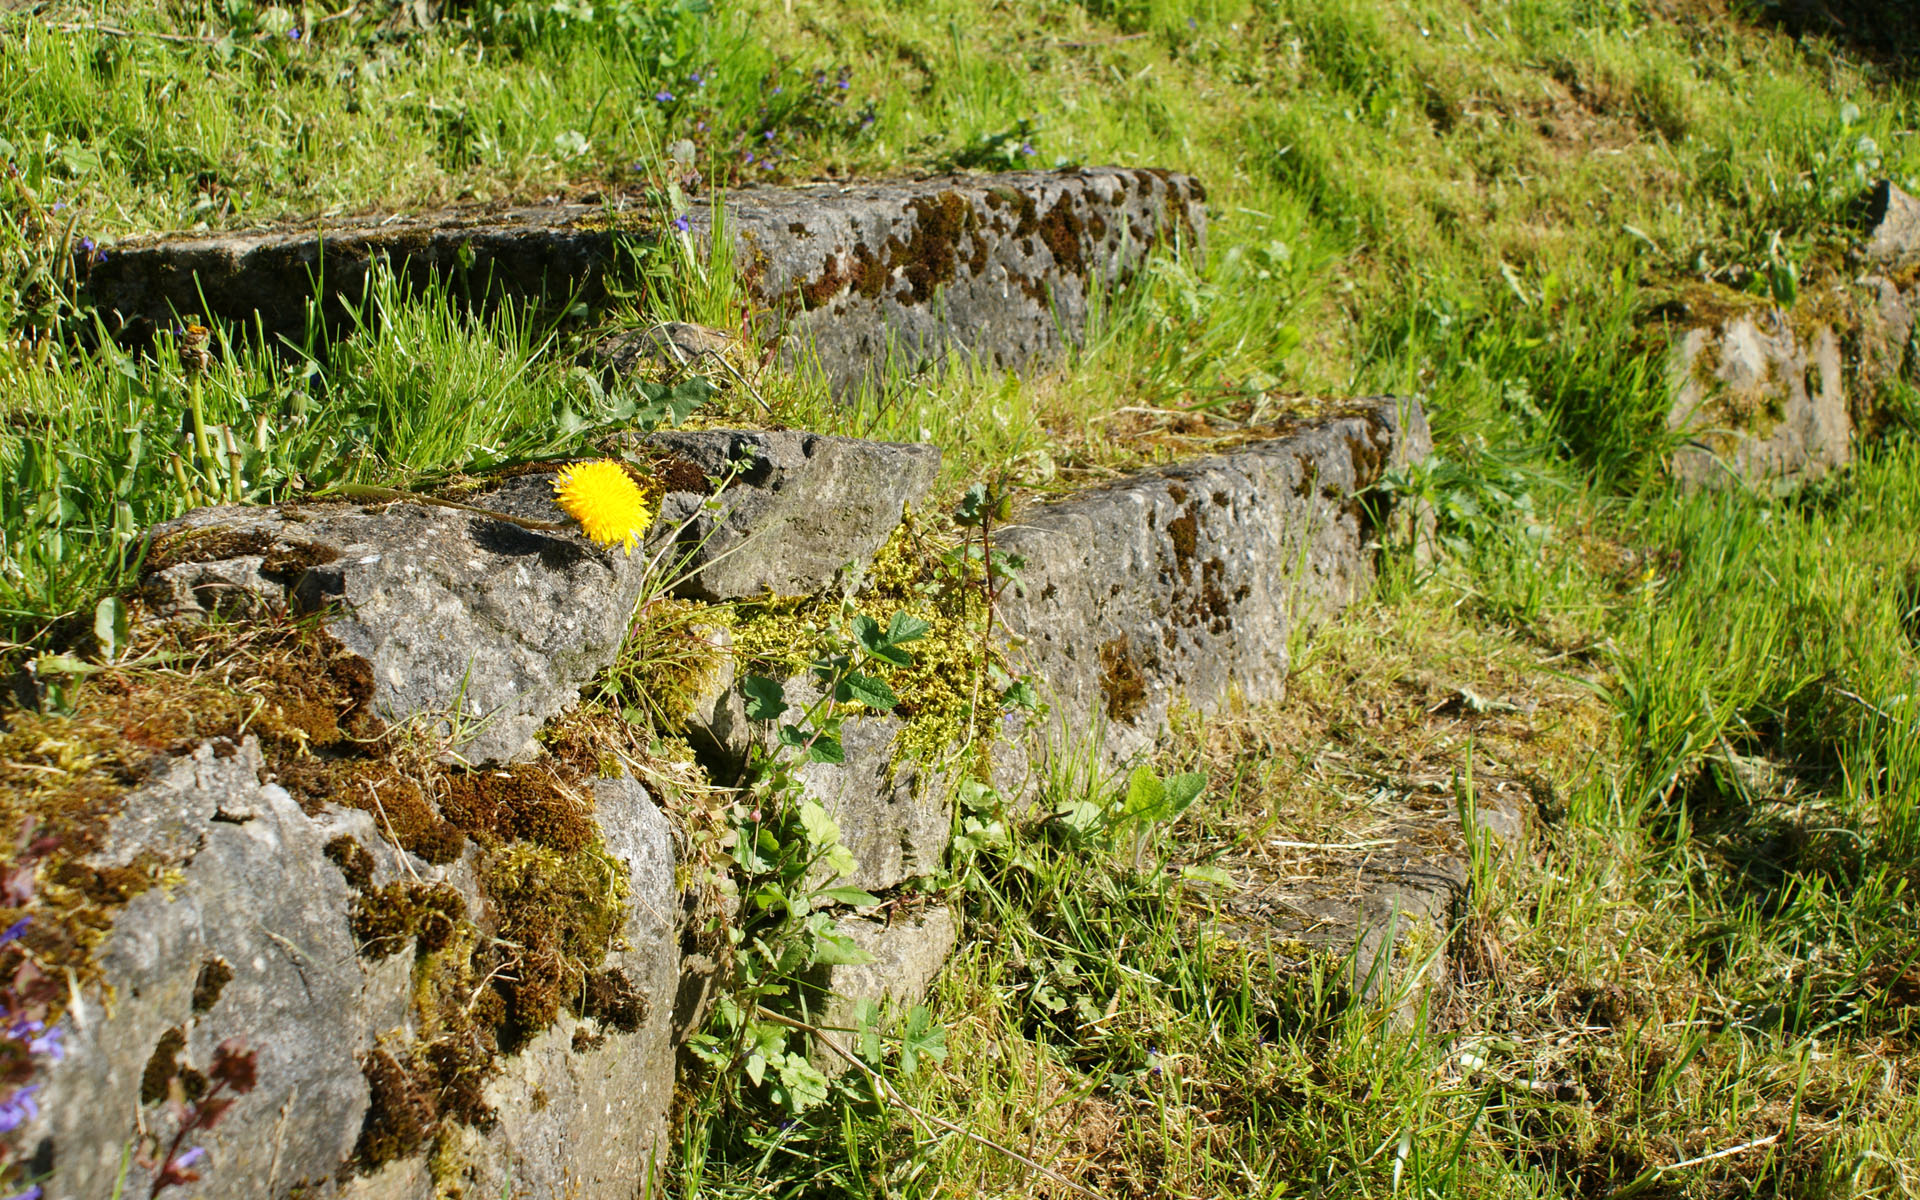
(885, 611, 931, 645)
(840, 671, 898, 712)
(772, 1052, 831, 1112)
(742, 675, 788, 721)
(1001, 676, 1040, 711)
(850, 613, 885, 654)
(901, 1006, 947, 1075)
(806, 735, 845, 764)
(777, 723, 810, 749)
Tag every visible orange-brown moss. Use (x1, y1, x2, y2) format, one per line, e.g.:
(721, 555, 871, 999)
(1099, 636, 1148, 724)
(349, 881, 467, 959)
(482, 840, 628, 1048)
(440, 763, 595, 852)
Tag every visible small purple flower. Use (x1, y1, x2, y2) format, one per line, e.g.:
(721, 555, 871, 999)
(50, 202, 65, 212)
(7, 1020, 59, 1061)
(93, 250, 107, 264)
(763, 130, 775, 141)
(1019, 142, 1036, 157)
(694, 120, 707, 133)
(0, 1086, 40, 1134)
(0, 917, 29, 947)
(654, 90, 674, 103)
(173, 1147, 207, 1169)
(5, 1184, 44, 1200)
(689, 71, 705, 85)
(836, 79, 850, 90)
(77, 237, 95, 253)
(288, 27, 301, 40)
(743, 151, 755, 164)
(772, 86, 783, 95)
(670, 214, 690, 233)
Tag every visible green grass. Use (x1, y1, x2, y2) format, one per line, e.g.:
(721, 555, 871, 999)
(2, 0, 1918, 1197)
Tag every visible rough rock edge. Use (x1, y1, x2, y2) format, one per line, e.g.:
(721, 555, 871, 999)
(50, 399, 1478, 1198)
(81, 168, 1206, 393)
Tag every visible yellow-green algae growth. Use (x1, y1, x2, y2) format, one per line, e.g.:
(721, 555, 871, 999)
(728, 512, 1001, 773)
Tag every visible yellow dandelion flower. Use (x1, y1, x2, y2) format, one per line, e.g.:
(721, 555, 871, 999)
(553, 459, 653, 552)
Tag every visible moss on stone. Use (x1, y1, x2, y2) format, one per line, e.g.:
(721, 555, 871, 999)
(480, 839, 630, 1048)
(440, 763, 596, 852)
(729, 515, 1000, 772)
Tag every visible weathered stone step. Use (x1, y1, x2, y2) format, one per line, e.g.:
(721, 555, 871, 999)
(28, 400, 1473, 1199)
(82, 168, 1205, 391)
(1667, 178, 1920, 487)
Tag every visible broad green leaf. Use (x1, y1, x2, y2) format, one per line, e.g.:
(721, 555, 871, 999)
(1122, 764, 1166, 821)
(816, 886, 882, 908)
(1161, 772, 1208, 821)
(901, 1005, 947, 1074)
(1182, 864, 1233, 887)
(850, 613, 885, 654)
(840, 671, 898, 712)
(742, 675, 788, 721)
(798, 799, 842, 850)
(811, 931, 876, 967)
(772, 1052, 831, 1112)
(744, 1051, 767, 1087)
(885, 611, 931, 645)
(806, 735, 845, 764)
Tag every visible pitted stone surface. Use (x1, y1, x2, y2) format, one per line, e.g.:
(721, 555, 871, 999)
(85, 169, 1205, 392)
(27, 740, 375, 1200)
(806, 905, 958, 1074)
(143, 475, 649, 765)
(993, 398, 1431, 777)
(1212, 781, 1528, 1005)
(724, 168, 1205, 386)
(1667, 311, 1853, 486)
(639, 429, 941, 602)
(23, 741, 684, 1200)
(1862, 180, 1920, 273)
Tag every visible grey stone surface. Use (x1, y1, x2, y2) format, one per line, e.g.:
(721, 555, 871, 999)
(805, 905, 958, 1074)
(22, 740, 686, 1200)
(27, 740, 375, 1200)
(1667, 311, 1853, 486)
(85, 169, 1205, 393)
(459, 776, 680, 1199)
(725, 169, 1206, 387)
(638, 429, 941, 602)
(993, 397, 1431, 780)
(581, 321, 738, 384)
(1858, 183, 1920, 398)
(144, 473, 651, 765)
(1212, 781, 1528, 1006)
(1862, 179, 1920, 273)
